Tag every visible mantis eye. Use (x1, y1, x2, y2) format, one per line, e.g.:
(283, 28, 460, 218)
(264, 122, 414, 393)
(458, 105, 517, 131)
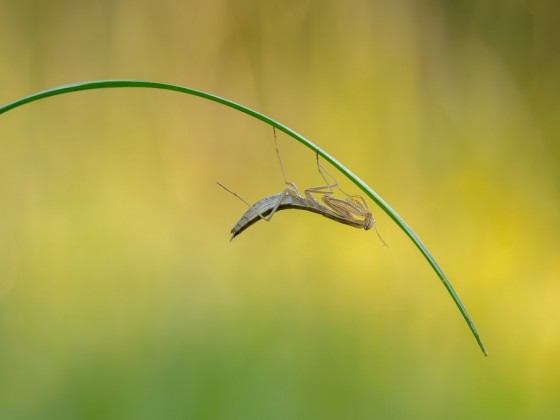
(364, 214, 375, 230)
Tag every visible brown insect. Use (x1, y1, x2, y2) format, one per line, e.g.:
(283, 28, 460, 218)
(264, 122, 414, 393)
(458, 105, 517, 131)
(217, 129, 386, 244)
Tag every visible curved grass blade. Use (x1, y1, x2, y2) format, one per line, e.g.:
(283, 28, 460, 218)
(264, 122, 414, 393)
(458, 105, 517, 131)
(0, 80, 487, 355)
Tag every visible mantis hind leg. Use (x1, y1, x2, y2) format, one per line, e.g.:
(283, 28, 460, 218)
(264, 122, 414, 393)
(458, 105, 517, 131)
(273, 127, 302, 196)
(216, 182, 299, 222)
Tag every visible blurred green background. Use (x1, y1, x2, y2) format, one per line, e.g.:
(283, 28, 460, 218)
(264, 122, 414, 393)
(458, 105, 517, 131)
(1, 1, 559, 418)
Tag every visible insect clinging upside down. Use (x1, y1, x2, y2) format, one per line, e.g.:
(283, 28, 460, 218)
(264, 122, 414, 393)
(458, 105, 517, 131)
(217, 128, 386, 245)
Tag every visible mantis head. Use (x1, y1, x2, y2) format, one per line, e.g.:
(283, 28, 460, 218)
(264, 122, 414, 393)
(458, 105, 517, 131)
(364, 212, 388, 247)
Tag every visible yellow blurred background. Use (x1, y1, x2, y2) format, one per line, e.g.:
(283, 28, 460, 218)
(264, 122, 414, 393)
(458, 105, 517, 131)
(1, 1, 559, 418)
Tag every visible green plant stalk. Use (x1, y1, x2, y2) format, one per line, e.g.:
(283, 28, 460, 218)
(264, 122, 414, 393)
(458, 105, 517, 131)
(0, 80, 487, 356)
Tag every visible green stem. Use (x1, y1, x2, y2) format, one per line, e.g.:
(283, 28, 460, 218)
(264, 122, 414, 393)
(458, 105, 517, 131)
(0, 79, 487, 355)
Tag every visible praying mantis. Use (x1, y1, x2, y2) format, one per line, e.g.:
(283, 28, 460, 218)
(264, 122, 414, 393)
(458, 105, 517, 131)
(217, 128, 387, 245)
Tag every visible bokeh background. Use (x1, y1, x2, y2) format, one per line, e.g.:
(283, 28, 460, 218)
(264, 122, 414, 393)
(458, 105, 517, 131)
(1, 1, 559, 418)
